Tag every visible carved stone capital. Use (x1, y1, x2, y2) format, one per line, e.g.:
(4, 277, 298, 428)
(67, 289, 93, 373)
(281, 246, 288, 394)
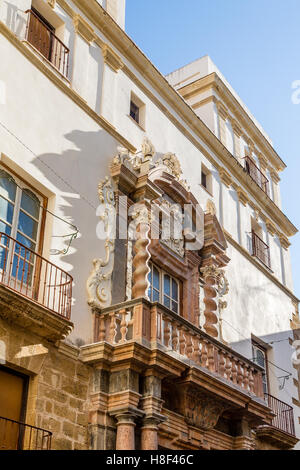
(73, 14, 96, 43)
(101, 44, 124, 72)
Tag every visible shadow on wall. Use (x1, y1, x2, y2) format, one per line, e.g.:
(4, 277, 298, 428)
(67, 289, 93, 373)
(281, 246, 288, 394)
(3, 1, 28, 37)
(31, 128, 118, 345)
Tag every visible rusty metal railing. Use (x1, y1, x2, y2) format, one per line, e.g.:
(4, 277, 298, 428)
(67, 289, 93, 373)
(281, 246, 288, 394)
(0, 416, 52, 450)
(0, 232, 72, 319)
(265, 394, 295, 436)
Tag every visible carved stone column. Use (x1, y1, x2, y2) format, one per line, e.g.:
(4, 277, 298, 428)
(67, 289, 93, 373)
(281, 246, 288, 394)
(131, 205, 150, 299)
(141, 418, 160, 450)
(140, 373, 166, 450)
(115, 412, 137, 450)
(201, 264, 219, 338)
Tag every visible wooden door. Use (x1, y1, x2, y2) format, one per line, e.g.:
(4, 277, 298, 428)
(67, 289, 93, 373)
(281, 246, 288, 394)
(27, 9, 54, 61)
(0, 367, 28, 450)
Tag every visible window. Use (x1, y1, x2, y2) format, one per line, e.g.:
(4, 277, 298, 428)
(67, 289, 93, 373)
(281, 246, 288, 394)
(148, 263, 180, 314)
(252, 343, 269, 394)
(130, 100, 139, 123)
(200, 164, 212, 194)
(25, 5, 69, 78)
(129, 92, 145, 128)
(0, 169, 44, 282)
(251, 218, 270, 268)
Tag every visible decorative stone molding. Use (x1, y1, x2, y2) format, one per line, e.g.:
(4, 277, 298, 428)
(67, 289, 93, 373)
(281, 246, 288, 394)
(73, 14, 96, 43)
(231, 118, 243, 138)
(200, 264, 220, 338)
(265, 218, 277, 237)
(181, 387, 229, 431)
(160, 199, 185, 257)
(218, 167, 232, 187)
(279, 234, 291, 250)
(206, 199, 217, 216)
(232, 183, 249, 206)
(48, 0, 56, 8)
(57, 0, 75, 17)
(101, 43, 124, 72)
(216, 101, 229, 120)
(87, 177, 116, 309)
(270, 169, 281, 184)
(155, 153, 189, 190)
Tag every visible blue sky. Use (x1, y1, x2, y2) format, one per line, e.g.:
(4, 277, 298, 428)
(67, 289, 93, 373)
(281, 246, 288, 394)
(126, 0, 300, 298)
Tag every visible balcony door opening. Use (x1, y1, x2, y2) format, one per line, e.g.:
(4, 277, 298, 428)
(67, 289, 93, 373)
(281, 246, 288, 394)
(0, 366, 28, 450)
(27, 7, 55, 62)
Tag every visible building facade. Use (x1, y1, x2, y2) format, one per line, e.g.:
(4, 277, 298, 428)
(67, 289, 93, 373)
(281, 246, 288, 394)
(0, 0, 299, 450)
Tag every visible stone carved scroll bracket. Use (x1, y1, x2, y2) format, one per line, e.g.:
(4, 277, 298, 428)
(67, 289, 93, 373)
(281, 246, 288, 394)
(86, 177, 116, 310)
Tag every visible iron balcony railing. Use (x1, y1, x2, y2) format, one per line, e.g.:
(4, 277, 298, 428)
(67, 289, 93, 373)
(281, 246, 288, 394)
(0, 416, 52, 450)
(252, 230, 271, 268)
(0, 232, 72, 319)
(265, 394, 296, 436)
(25, 9, 70, 78)
(244, 156, 269, 195)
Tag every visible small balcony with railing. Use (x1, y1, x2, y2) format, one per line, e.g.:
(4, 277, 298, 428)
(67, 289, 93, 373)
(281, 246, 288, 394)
(244, 156, 269, 195)
(251, 230, 271, 268)
(0, 232, 73, 341)
(256, 394, 298, 448)
(24, 9, 70, 78)
(0, 416, 52, 450)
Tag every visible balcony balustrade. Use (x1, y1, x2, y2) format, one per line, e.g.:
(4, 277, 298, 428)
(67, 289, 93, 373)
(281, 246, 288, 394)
(0, 232, 72, 320)
(94, 299, 265, 399)
(244, 156, 269, 195)
(25, 9, 70, 78)
(0, 416, 52, 450)
(264, 394, 296, 436)
(252, 230, 271, 268)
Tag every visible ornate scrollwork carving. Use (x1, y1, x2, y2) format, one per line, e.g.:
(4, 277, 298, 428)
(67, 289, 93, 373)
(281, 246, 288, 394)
(87, 177, 116, 309)
(155, 153, 190, 190)
(183, 388, 228, 431)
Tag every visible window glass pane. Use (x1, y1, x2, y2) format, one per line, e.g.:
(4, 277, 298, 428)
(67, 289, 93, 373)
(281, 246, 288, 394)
(256, 349, 265, 368)
(153, 289, 160, 302)
(164, 275, 170, 296)
(20, 190, 40, 219)
(0, 220, 11, 236)
(0, 171, 16, 202)
(0, 196, 14, 224)
(18, 211, 38, 241)
(163, 296, 170, 309)
(16, 232, 36, 260)
(172, 279, 178, 301)
(153, 267, 160, 290)
(172, 301, 178, 313)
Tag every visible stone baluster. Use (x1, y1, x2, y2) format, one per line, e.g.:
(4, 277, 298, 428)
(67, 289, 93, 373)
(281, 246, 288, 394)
(249, 367, 255, 394)
(98, 315, 106, 342)
(119, 309, 128, 343)
(179, 327, 186, 356)
(243, 365, 249, 391)
(231, 358, 238, 385)
(237, 361, 243, 387)
(163, 316, 171, 349)
(109, 311, 117, 344)
(192, 335, 200, 364)
(225, 354, 232, 381)
(186, 330, 193, 359)
(208, 343, 215, 372)
(218, 350, 226, 377)
(200, 339, 208, 368)
(171, 321, 179, 352)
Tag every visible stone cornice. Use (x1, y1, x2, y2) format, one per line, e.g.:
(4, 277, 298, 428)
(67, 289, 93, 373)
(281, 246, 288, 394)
(178, 73, 286, 172)
(224, 230, 299, 303)
(231, 183, 250, 206)
(97, 41, 124, 72)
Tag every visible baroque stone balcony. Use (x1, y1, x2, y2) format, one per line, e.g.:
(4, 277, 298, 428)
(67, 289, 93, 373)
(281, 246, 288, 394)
(91, 298, 265, 400)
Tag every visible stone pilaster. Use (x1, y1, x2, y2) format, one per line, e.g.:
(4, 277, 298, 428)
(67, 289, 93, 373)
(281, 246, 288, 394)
(231, 119, 243, 162)
(140, 374, 166, 450)
(216, 102, 228, 145)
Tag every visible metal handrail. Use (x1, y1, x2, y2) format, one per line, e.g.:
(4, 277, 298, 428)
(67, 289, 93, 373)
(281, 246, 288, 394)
(244, 156, 269, 195)
(0, 415, 52, 450)
(264, 393, 295, 436)
(0, 232, 72, 319)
